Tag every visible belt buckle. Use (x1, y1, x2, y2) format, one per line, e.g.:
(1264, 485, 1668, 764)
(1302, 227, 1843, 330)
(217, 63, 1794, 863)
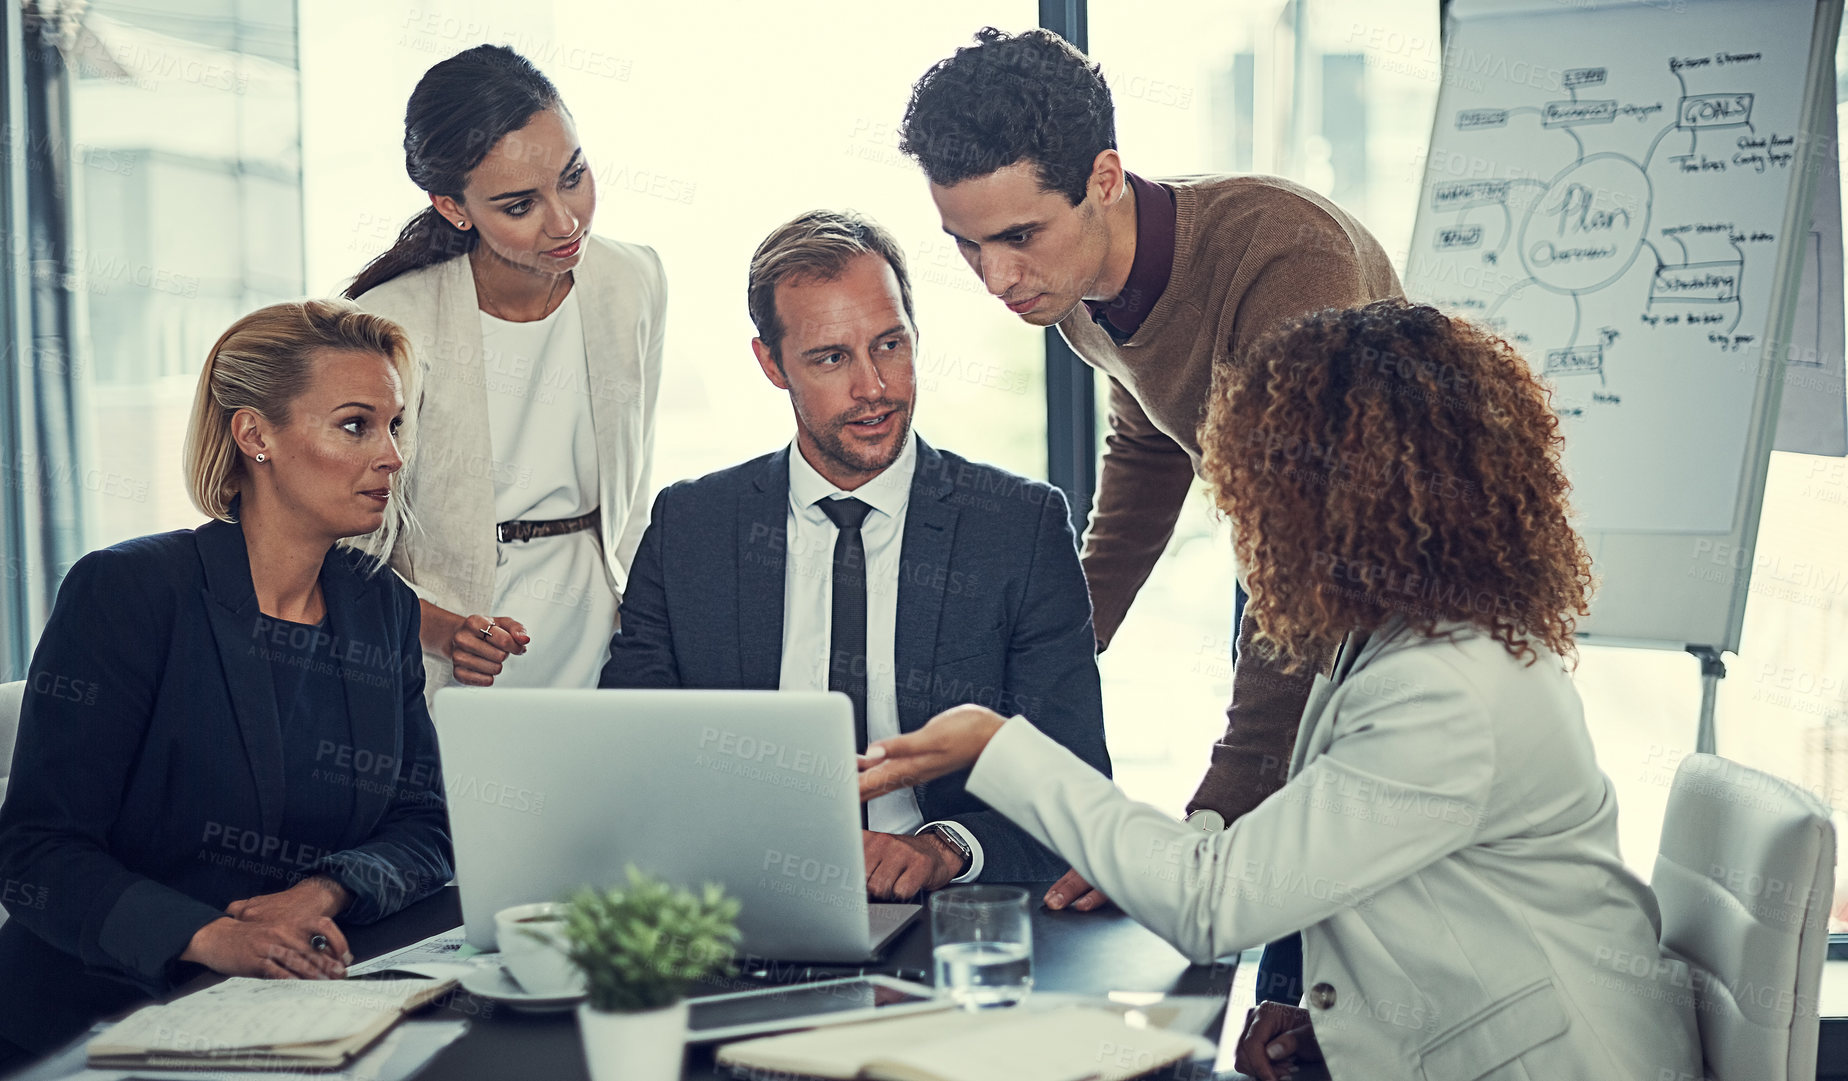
(496, 522, 510, 544)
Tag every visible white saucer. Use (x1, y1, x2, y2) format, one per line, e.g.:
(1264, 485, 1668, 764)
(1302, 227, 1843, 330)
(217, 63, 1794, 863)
(457, 963, 587, 1013)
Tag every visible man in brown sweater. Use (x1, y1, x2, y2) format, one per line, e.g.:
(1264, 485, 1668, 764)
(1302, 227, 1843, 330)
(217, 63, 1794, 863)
(900, 27, 1402, 998)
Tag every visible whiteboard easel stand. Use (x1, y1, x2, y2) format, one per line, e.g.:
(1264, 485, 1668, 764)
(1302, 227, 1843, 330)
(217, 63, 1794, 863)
(1690, 646, 1725, 755)
(1413, 0, 1845, 761)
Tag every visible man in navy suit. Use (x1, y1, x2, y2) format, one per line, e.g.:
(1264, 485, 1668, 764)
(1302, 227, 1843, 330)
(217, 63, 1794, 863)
(600, 210, 1110, 898)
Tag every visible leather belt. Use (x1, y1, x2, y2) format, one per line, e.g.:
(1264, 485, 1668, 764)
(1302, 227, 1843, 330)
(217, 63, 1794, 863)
(496, 508, 600, 544)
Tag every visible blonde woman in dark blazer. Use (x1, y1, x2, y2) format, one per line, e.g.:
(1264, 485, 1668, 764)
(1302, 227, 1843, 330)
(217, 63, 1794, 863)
(862, 301, 1702, 1081)
(0, 302, 450, 1064)
(347, 46, 666, 699)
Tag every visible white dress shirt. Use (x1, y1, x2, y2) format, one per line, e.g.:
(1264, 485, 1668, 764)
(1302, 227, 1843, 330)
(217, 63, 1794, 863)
(779, 431, 982, 881)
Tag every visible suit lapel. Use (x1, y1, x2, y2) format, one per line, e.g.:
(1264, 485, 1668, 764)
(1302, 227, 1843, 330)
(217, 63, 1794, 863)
(195, 519, 285, 840)
(1288, 674, 1337, 780)
(894, 439, 957, 734)
(320, 555, 396, 834)
(1287, 625, 1396, 778)
(737, 450, 789, 689)
(415, 255, 498, 615)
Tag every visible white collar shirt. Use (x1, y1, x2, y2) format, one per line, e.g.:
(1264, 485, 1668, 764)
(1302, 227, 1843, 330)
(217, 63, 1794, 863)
(779, 431, 981, 880)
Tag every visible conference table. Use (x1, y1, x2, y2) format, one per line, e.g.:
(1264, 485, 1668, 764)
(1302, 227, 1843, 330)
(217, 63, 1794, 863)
(8, 885, 1252, 1081)
(353, 885, 1241, 1080)
(11, 884, 1243, 1081)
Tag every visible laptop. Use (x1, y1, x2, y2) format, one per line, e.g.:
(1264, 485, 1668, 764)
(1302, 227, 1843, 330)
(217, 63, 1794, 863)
(434, 688, 921, 962)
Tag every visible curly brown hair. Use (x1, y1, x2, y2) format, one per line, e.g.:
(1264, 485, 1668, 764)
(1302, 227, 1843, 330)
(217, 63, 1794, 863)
(1202, 298, 1594, 671)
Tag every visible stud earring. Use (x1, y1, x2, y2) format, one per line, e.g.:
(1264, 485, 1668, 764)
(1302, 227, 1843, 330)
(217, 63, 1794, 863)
(255, 453, 266, 463)
(457, 219, 469, 230)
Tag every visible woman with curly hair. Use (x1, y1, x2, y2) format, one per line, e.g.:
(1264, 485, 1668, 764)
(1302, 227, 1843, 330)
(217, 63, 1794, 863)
(861, 299, 1700, 1081)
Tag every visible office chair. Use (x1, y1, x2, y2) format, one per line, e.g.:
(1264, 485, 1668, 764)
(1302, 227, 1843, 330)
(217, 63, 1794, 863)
(1653, 752, 1836, 1081)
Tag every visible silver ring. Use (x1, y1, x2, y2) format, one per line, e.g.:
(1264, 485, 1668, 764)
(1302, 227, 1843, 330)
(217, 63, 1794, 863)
(478, 622, 497, 641)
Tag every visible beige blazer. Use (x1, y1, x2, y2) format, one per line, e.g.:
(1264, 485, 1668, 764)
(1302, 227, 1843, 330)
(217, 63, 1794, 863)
(350, 236, 667, 698)
(967, 620, 1703, 1081)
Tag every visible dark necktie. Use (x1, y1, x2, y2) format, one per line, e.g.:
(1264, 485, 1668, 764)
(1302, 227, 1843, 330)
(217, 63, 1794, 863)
(817, 497, 873, 827)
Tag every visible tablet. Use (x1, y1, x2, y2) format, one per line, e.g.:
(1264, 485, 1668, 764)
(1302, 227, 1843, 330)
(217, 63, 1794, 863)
(685, 975, 949, 1042)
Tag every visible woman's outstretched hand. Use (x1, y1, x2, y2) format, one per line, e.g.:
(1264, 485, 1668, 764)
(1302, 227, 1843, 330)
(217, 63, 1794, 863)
(858, 704, 1008, 802)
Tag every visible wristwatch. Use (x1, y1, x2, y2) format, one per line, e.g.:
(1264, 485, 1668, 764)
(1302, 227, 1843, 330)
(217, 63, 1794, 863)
(922, 823, 974, 877)
(1185, 809, 1227, 833)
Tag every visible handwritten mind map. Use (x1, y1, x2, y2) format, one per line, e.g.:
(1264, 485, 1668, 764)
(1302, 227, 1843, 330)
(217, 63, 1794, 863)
(1406, 1, 1829, 533)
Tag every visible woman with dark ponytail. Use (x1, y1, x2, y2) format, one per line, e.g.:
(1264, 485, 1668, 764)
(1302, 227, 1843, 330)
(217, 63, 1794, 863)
(348, 45, 666, 698)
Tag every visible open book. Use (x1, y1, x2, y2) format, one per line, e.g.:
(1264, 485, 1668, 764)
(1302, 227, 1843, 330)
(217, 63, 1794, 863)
(86, 963, 466, 1071)
(716, 1004, 1201, 1081)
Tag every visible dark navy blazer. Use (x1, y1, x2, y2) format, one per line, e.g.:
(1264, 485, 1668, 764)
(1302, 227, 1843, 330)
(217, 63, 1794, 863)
(0, 517, 452, 1052)
(599, 438, 1111, 882)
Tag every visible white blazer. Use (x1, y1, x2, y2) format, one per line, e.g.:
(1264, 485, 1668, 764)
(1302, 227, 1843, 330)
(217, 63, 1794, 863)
(350, 236, 667, 698)
(968, 620, 1703, 1081)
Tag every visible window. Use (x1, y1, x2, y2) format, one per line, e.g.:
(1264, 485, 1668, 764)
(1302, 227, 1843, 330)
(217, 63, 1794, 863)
(63, 2, 304, 551)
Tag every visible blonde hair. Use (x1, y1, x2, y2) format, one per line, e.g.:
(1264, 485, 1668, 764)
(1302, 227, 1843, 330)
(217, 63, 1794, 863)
(183, 299, 418, 571)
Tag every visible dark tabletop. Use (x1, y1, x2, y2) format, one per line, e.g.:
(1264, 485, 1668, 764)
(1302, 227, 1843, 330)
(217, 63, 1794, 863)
(9, 885, 1239, 1080)
(353, 885, 1239, 1080)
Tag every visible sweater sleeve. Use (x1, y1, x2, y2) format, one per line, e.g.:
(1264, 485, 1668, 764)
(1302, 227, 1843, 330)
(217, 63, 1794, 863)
(1079, 377, 1198, 651)
(1185, 608, 1327, 823)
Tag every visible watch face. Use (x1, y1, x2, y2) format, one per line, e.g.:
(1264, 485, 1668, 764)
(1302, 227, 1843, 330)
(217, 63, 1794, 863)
(1187, 810, 1226, 832)
(929, 826, 971, 863)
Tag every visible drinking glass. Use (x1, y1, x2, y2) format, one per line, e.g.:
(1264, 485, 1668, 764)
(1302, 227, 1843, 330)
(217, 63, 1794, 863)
(929, 885, 1032, 1009)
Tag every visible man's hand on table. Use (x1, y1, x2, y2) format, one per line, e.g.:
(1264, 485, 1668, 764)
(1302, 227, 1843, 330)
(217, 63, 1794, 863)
(1045, 809, 1224, 913)
(864, 831, 965, 900)
(1043, 868, 1112, 912)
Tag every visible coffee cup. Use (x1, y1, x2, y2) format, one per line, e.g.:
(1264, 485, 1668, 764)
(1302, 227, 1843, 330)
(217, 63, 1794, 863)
(493, 902, 585, 996)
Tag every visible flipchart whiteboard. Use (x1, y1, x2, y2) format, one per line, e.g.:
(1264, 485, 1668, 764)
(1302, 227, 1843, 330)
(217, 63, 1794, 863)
(1406, 0, 1843, 649)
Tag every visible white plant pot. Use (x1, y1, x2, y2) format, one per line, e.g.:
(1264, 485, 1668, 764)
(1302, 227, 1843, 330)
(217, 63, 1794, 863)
(577, 999, 688, 1081)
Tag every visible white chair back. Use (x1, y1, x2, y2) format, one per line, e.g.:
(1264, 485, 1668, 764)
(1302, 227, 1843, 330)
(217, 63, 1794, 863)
(0, 679, 21, 809)
(1652, 752, 1836, 1081)
(0, 679, 21, 931)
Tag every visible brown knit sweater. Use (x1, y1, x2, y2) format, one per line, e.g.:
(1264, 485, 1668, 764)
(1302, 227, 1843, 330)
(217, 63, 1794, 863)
(1058, 173, 1403, 823)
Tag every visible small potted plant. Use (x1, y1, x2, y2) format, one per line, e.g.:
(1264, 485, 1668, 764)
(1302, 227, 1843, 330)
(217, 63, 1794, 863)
(554, 867, 741, 1081)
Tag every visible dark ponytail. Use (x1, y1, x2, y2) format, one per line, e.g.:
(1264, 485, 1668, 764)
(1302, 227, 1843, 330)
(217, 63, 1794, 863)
(345, 45, 563, 299)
